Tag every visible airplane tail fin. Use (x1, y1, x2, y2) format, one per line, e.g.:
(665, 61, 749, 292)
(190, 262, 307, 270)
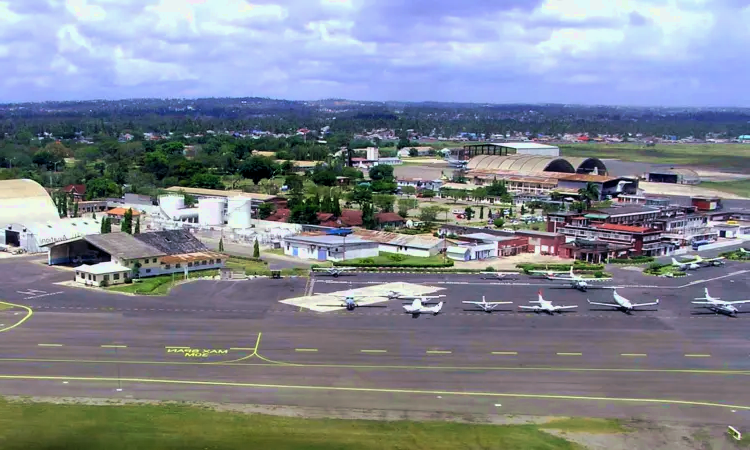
(671, 258, 679, 265)
(431, 302, 444, 314)
(537, 290, 544, 303)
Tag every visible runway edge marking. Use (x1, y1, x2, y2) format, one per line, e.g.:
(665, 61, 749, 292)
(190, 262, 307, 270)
(0, 301, 33, 333)
(1, 374, 750, 412)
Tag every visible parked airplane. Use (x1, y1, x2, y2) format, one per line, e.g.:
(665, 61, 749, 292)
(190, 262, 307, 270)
(692, 288, 750, 316)
(528, 267, 572, 277)
(480, 272, 518, 281)
(740, 248, 749, 255)
(462, 296, 513, 312)
(694, 255, 726, 267)
(545, 267, 613, 292)
(403, 296, 446, 317)
(315, 294, 387, 311)
(587, 290, 659, 314)
(671, 257, 700, 271)
(518, 290, 578, 314)
(312, 267, 357, 277)
(445, 157, 468, 168)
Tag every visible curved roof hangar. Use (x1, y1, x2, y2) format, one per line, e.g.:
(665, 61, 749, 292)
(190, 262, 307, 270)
(0, 179, 60, 227)
(467, 155, 607, 175)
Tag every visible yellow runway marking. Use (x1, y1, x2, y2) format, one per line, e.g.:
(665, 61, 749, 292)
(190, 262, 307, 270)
(557, 352, 582, 356)
(360, 350, 387, 353)
(426, 350, 452, 354)
(685, 354, 711, 358)
(295, 348, 318, 352)
(1, 374, 749, 412)
(37, 344, 63, 347)
(100, 345, 127, 348)
(214, 333, 264, 364)
(165, 346, 191, 349)
(491, 352, 518, 355)
(621, 353, 647, 357)
(0, 301, 33, 333)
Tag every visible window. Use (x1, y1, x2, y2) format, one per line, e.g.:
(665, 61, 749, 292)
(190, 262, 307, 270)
(145, 269, 151, 274)
(201, 260, 207, 265)
(176, 263, 181, 269)
(209, 259, 214, 264)
(216, 259, 221, 264)
(152, 258, 157, 263)
(188, 262, 193, 267)
(164, 264, 171, 269)
(88, 274, 92, 280)
(92, 275, 97, 281)
(103, 275, 109, 281)
(114, 273, 120, 280)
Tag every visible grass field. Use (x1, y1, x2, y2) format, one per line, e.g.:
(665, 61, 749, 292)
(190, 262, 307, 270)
(0, 399, 592, 450)
(107, 269, 219, 295)
(337, 252, 451, 267)
(700, 179, 750, 198)
(560, 143, 750, 170)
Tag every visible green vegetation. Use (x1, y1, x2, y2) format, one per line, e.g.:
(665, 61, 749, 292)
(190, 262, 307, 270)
(516, 261, 605, 273)
(0, 398, 584, 450)
(107, 269, 219, 295)
(642, 262, 687, 277)
(560, 143, 750, 170)
(607, 256, 655, 265)
(224, 255, 308, 277)
(719, 249, 750, 261)
(700, 179, 750, 198)
(539, 418, 627, 434)
(334, 252, 454, 268)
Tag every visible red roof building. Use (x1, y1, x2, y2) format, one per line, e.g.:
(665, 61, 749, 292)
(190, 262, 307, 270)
(374, 212, 406, 229)
(265, 208, 291, 222)
(62, 184, 86, 200)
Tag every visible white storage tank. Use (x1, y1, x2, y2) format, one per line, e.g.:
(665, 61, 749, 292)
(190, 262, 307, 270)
(199, 197, 226, 226)
(159, 194, 185, 214)
(227, 197, 252, 229)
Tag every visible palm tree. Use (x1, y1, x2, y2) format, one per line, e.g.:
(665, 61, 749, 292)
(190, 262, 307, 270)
(577, 182, 600, 210)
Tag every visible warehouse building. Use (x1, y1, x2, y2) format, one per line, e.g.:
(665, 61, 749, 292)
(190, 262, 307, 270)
(46, 230, 225, 278)
(0, 179, 103, 253)
(283, 234, 379, 261)
(646, 167, 700, 185)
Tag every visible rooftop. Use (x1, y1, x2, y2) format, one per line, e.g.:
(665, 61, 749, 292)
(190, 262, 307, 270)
(283, 234, 376, 246)
(107, 207, 141, 216)
(353, 230, 443, 249)
(556, 173, 618, 183)
(74, 261, 130, 275)
(461, 232, 518, 242)
(375, 212, 406, 223)
(589, 205, 660, 216)
(464, 142, 559, 150)
(134, 229, 207, 255)
(594, 223, 655, 233)
(160, 251, 224, 264)
(84, 233, 166, 260)
(515, 230, 562, 238)
(164, 186, 277, 201)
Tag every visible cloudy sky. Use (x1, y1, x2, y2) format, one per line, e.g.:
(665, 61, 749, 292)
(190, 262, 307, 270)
(1, 0, 749, 106)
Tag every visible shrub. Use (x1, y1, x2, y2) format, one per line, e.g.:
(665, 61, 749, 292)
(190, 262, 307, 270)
(360, 258, 376, 264)
(594, 271, 604, 278)
(493, 218, 505, 228)
(387, 253, 407, 262)
(485, 266, 496, 272)
(124, 278, 133, 284)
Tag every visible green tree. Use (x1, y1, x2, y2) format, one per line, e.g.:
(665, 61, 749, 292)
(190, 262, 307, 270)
(408, 148, 418, 157)
(373, 194, 396, 212)
(258, 202, 276, 219)
(253, 239, 260, 258)
(85, 177, 121, 200)
(418, 205, 446, 224)
(134, 217, 141, 234)
(92, 210, 96, 220)
(332, 193, 342, 217)
(284, 174, 304, 192)
(473, 187, 488, 203)
(239, 156, 276, 184)
(479, 205, 484, 220)
(368, 165, 394, 181)
(188, 173, 223, 189)
(493, 218, 505, 228)
(420, 190, 436, 201)
(397, 198, 418, 218)
(100, 217, 108, 234)
(401, 185, 417, 196)
(218, 237, 225, 252)
(464, 206, 475, 221)
(347, 185, 372, 207)
(361, 202, 376, 229)
(577, 182, 601, 210)
(72, 200, 78, 218)
(311, 170, 337, 187)
(486, 179, 509, 198)
(520, 204, 526, 215)
(121, 208, 133, 234)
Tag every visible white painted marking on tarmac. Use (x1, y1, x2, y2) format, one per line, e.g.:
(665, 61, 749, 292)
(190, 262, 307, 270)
(495, 404, 502, 407)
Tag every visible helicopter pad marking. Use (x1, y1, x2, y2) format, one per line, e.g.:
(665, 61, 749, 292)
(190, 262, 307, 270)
(280, 282, 444, 313)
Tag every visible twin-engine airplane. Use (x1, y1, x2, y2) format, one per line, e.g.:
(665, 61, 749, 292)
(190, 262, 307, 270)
(403, 296, 446, 317)
(312, 267, 357, 277)
(587, 290, 659, 314)
(462, 296, 513, 312)
(692, 288, 750, 316)
(519, 290, 577, 314)
(545, 267, 613, 292)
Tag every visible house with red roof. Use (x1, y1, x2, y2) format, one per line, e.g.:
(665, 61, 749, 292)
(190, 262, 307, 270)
(62, 184, 86, 201)
(374, 212, 406, 230)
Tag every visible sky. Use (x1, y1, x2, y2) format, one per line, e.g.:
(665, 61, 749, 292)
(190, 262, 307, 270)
(1, 0, 749, 107)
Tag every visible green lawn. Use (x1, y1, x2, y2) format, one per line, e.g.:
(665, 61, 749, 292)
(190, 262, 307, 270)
(225, 256, 309, 276)
(699, 179, 750, 198)
(107, 269, 219, 295)
(0, 399, 586, 450)
(337, 252, 452, 268)
(560, 143, 750, 170)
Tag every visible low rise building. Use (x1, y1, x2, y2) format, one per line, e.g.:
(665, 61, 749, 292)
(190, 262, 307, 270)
(74, 261, 131, 287)
(446, 242, 497, 261)
(557, 218, 672, 257)
(397, 178, 443, 192)
(282, 234, 379, 261)
(374, 212, 406, 229)
(353, 230, 444, 257)
(106, 207, 141, 225)
(515, 230, 566, 255)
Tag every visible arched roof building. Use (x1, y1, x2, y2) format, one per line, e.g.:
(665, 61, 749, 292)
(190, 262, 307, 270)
(466, 155, 608, 175)
(0, 179, 60, 227)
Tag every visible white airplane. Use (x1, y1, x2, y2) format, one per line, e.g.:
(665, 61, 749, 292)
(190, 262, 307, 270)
(315, 294, 387, 311)
(740, 248, 749, 255)
(312, 267, 357, 277)
(692, 288, 750, 316)
(671, 257, 700, 271)
(462, 296, 513, 313)
(403, 296, 446, 317)
(445, 157, 468, 168)
(518, 290, 578, 315)
(529, 267, 572, 277)
(545, 267, 612, 292)
(378, 290, 424, 301)
(694, 255, 725, 267)
(587, 290, 659, 314)
(480, 272, 519, 281)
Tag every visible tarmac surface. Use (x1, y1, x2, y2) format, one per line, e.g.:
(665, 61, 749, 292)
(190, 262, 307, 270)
(1, 256, 750, 423)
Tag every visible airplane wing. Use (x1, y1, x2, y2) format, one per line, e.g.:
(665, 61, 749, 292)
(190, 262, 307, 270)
(555, 305, 578, 309)
(461, 301, 481, 305)
(518, 305, 538, 309)
(355, 304, 388, 308)
(584, 277, 613, 282)
(630, 300, 659, 308)
(586, 300, 619, 307)
(483, 301, 513, 305)
(691, 301, 715, 305)
(726, 300, 750, 305)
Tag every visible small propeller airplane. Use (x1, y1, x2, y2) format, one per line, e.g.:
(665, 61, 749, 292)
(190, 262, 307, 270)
(479, 272, 519, 281)
(462, 296, 513, 312)
(403, 296, 446, 317)
(692, 288, 750, 316)
(528, 267, 572, 277)
(587, 290, 659, 314)
(740, 248, 750, 255)
(694, 255, 726, 267)
(518, 290, 578, 314)
(671, 257, 700, 271)
(312, 267, 357, 277)
(545, 267, 613, 292)
(315, 294, 387, 311)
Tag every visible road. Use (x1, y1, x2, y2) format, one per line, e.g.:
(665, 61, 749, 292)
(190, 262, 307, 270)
(1, 258, 750, 423)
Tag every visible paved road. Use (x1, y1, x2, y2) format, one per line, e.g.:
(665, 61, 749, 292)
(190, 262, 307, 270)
(1, 259, 750, 423)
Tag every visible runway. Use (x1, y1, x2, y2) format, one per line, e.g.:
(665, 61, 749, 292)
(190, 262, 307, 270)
(1, 258, 750, 423)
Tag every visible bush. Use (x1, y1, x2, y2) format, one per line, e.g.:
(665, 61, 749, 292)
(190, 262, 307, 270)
(493, 218, 505, 228)
(594, 271, 604, 278)
(100, 280, 109, 287)
(124, 278, 133, 284)
(485, 266, 496, 272)
(360, 258, 376, 264)
(387, 253, 407, 262)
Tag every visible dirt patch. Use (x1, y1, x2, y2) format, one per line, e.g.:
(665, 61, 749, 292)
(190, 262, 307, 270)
(639, 181, 748, 199)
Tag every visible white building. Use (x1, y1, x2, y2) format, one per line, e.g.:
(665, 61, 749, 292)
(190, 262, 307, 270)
(353, 230, 444, 257)
(283, 235, 379, 261)
(446, 242, 497, 261)
(74, 261, 131, 287)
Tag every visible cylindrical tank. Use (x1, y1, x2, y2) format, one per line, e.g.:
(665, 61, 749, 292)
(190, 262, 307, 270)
(199, 197, 226, 226)
(227, 197, 252, 229)
(159, 194, 185, 213)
